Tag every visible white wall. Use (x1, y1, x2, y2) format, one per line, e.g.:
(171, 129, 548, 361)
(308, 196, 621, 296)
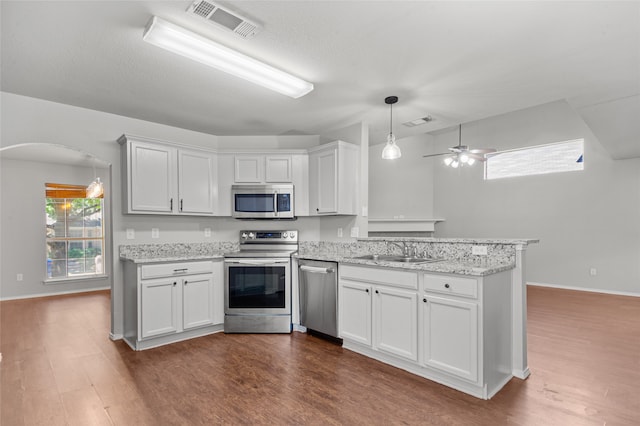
(369, 133, 436, 220)
(0, 158, 111, 299)
(431, 100, 640, 295)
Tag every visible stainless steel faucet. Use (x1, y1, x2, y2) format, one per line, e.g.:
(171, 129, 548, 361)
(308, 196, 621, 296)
(387, 241, 411, 257)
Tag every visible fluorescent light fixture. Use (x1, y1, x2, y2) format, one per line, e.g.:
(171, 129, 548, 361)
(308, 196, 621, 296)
(143, 16, 314, 98)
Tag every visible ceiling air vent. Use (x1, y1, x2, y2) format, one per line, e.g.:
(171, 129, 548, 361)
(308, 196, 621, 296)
(403, 116, 433, 127)
(187, 0, 261, 38)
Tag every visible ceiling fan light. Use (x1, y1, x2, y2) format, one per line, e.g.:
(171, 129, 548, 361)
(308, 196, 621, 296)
(451, 160, 460, 168)
(443, 156, 453, 166)
(467, 157, 476, 166)
(143, 16, 313, 98)
(459, 153, 470, 164)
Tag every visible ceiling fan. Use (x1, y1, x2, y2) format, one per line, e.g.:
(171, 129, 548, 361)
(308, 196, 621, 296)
(423, 124, 496, 167)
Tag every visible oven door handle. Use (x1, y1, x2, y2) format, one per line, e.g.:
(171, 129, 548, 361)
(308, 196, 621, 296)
(224, 259, 290, 265)
(300, 265, 335, 274)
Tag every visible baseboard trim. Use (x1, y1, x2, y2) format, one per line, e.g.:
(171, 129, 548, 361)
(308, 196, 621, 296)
(528, 282, 640, 298)
(0, 286, 111, 301)
(109, 333, 123, 341)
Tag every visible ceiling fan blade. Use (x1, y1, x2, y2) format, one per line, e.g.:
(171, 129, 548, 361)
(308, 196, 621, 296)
(469, 148, 496, 154)
(422, 152, 450, 158)
(467, 153, 487, 161)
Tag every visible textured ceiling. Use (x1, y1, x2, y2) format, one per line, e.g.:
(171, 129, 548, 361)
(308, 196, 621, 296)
(1, 1, 638, 153)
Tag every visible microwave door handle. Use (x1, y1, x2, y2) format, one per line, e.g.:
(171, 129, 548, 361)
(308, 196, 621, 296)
(273, 191, 278, 217)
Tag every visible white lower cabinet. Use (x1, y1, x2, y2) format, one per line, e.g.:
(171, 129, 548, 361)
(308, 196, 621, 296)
(124, 259, 224, 350)
(339, 265, 418, 362)
(338, 263, 513, 400)
(140, 277, 179, 339)
(421, 294, 478, 382)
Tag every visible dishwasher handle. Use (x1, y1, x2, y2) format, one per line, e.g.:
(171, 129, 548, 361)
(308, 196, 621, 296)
(300, 265, 335, 274)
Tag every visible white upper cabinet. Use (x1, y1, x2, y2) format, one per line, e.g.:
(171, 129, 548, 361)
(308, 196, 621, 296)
(129, 141, 176, 213)
(234, 154, 292, 183)
(119, 135, 216, 216)
(308, 140, 359, 215)
(178, 150, 215, 215)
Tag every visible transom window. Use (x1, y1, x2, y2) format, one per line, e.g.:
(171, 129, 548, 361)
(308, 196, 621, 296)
(45, 183, 104, 281)
(484, 139, 584, 180)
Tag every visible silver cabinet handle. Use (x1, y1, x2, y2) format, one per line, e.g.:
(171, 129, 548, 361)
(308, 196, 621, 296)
(173, 268, 188, 274)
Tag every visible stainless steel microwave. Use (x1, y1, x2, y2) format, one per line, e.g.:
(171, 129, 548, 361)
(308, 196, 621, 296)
(231, 184, 295, 219)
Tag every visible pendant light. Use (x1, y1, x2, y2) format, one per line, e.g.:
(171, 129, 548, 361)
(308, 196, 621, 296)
(381, 96, 401, 160)
(86, 155, 104, 199)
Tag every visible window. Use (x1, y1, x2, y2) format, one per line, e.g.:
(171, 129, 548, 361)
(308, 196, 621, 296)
(485, 139, 584, 180)
(45, 183, 104, 281)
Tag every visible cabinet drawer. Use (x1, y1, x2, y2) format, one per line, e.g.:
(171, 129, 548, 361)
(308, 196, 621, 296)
(141, 261, 213, 279)
(423, 274, 477, 299)
(340, 265, 418, 290)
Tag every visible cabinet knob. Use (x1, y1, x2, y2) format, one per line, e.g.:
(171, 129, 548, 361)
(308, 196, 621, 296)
(173, 282, 177, 286)
(444, 283, 450, 289)
(365, 288, 369, 293)
(316, 208, 319, 212)
(423, 298, 427, 303)
(375, 289, 379, 294)
(184, 280, 188, 285)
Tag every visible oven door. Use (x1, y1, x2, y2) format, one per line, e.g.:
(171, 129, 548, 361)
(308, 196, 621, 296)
(224, 258, 291, 315)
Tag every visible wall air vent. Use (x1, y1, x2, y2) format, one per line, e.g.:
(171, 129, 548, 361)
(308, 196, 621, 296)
(187, 0, 261, 38)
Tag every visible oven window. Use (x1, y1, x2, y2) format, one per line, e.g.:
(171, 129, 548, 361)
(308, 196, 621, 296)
(235, 194, 275, 213)
(228, 266, 286, 308)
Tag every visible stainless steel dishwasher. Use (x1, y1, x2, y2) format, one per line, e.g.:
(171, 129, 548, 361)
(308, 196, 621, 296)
(298, 259, 339, 340)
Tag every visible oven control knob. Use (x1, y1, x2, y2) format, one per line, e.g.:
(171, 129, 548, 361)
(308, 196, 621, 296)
(248, 232, 255, 239)
(282, 232, 288, 238)
(241, 232, 248, 239)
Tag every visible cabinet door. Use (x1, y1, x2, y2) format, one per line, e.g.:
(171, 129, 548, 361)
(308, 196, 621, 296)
(130, 142, 176, 213)
(140, 278, 179, 339)
(309, 148, 338, 215)
(374, 286, 418, 362)
(234, 156, 263, 183)
(178, 150, 215, 215)
(182, 274, 214, 330)
(265, 155, 292, 182)
(338, 280, 372, 345)
(422, 295, 478, 382)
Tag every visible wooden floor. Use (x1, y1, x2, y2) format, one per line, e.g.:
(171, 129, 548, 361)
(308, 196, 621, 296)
(1, 286, 639, 425)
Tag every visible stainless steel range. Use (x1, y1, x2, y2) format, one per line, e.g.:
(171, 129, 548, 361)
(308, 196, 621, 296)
(223, 230, 298, 333)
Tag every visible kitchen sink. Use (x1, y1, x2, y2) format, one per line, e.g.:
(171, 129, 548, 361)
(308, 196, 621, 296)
(353, 254, 441, 264)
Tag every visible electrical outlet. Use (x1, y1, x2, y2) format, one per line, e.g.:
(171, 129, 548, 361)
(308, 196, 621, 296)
(126, 228, 135, 240)
(350, 227, 359, 238)
(472, 246, 488, 255)
(590, 268, 597, 276)
(204, 228, 212, 237)
(337, 228, 343, 238)
(16, 273, 23, 282)
(151, 228, 160, 239)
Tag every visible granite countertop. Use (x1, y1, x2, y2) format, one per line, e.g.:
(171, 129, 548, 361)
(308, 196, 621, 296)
(119, 242, 236, 264)
(120, 253, 225, 264)
(359, 237, 539, 245)
(293, 252, 514, 277)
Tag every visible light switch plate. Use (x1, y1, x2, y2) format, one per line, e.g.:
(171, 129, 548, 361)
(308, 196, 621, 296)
(350, 227, 359, 238)
(151, 228, 160, 239)
(204, 228, 212, 237)
(337, 228, 343, 238)
(126, 228, 135, 240)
